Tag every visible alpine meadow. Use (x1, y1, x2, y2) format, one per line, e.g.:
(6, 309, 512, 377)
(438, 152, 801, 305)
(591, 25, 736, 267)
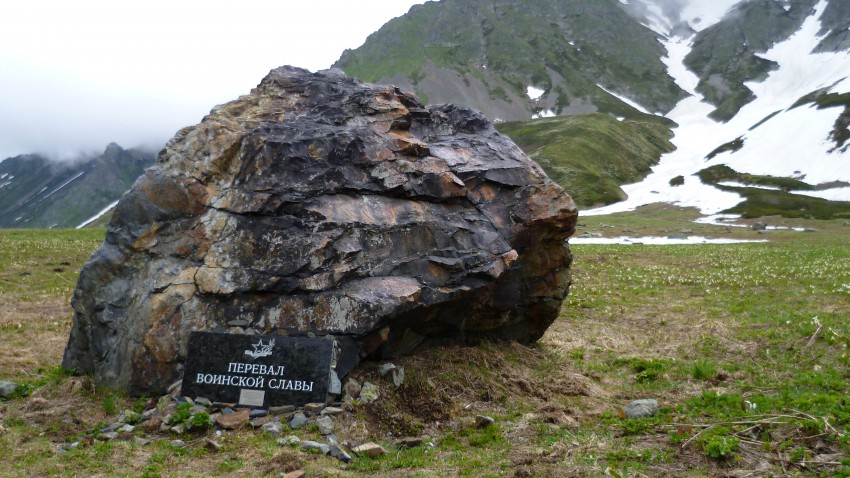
(2, 1, 850, 477)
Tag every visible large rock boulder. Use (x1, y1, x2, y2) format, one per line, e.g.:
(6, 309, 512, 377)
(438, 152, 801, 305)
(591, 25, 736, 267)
(63, 66, 578, 395)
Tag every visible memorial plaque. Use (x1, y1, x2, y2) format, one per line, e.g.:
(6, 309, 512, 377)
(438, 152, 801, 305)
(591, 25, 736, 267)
(182, 332, 333, 408)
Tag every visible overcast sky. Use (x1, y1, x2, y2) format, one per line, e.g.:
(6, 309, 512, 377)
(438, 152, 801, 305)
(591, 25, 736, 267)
(0, 0, 428, 160)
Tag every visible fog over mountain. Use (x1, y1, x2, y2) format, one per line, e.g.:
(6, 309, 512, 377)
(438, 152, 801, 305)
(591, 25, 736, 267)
(0, 0, 426, 161)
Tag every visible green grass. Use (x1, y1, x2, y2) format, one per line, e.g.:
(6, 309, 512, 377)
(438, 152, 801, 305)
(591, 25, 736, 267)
(695, 164, 850, 219)
(498, 114, 675, 208)
(0, 228, 104, 300)
(2, 215, 850, 476)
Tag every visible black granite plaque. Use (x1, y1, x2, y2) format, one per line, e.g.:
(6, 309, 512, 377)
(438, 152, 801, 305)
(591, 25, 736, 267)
(181, 332, 333, 408)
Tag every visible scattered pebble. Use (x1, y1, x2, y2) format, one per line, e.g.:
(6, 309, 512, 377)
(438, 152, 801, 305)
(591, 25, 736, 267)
(261, 421, 284, 437)
(396, 436, 423, 448)
(315, 415, 335, 435)
(343, 378, 361, 399)
(475, 415, 495, 428)
(378, 362, 405, 388)
(623, 399, 659, 418)
(321, 406, 344, 416)
(289, 412, 309, 429)
(353, 442, 387, 458)
(359, 382, 379, 403)
(277, 435, 301, 447)
(269, 405, 295, 416)
(215, 409, 250, 430)
(301, 440, 331, 455)
(204, 438, 222, 452)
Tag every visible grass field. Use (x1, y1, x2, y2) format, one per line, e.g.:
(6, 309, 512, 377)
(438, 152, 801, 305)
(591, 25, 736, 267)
(1, 208, 849, 477)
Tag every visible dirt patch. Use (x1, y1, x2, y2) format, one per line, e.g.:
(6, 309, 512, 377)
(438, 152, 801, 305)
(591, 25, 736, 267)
(0, 295, 71, 379)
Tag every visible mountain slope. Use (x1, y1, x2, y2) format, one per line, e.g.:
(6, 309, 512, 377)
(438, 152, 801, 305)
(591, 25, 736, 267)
(497, 114, 676, 207)
(0, 144, 155, 228)
(335, 0, 687, 121)
(683, 0, 820, 121)
(586, 0, 850, 218)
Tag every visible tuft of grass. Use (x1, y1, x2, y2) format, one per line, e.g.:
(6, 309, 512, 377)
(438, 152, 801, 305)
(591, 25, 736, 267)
(690, 360, 716, 381)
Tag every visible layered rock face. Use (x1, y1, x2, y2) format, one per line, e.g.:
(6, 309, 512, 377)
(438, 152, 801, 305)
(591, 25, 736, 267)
(63, 66, 578, 394)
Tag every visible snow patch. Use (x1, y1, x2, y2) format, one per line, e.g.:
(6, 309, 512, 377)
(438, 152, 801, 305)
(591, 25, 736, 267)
(585, 0, 850, 216)
(532, 109, 556, 119)
(717, 181, 781, 190)
(570, 236, 767, 245)
(526, 86, 545, 100)
(76, 199, 120, 229)
(789, 187, 850, 201)
(43, 171, 85, 199)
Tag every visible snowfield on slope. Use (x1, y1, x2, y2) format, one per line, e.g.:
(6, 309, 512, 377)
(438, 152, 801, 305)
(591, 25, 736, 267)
(586, 0, 850, 216)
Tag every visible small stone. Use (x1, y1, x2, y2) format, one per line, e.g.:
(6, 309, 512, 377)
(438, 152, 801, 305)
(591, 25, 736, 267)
(303, 402, 325, 414)
(100, 424, 119, 434)
(329, 371, 342, 395)
(277, 435, 301, 447)
(118, 424, 135, 433)
(133, 437, 151, 446)
(353, 442, 387, 458)
(118, 409, 143, 424)
(282, 471, 306, 478)
(289, 412, 309, 429)
(475, 415, 495, 428)
(315, 415, 335, 435)
(359, 382, 379, 403)
(100, 431, 119, 441)
(321, 406, 344, 416)
(378, 362, 405, 388)
(204, 438, 222, 452)
(143, 417, 162, 433)
(752, 222, 767, 231)
(261, 421, 284, 437)
(166, 380, 182, 396)
(329, 443, 352, 463)
(623, 399, 659, 419)
(269, 405, 295, 416)
(343, 378, 361, 399)
(194, 397, 212, 407)
(396, 437, 423, 448)
(250, 415, 272, 428)
(189, 405, 208, 415)
(170, 424, 186, 434)
(213, 402, 237, 411)
(215, 408, 250, 430)
(249, 408, 268, 418)
(175, 396, 193, 405)
(301, 440, 331, 455)
(170, 439, 186, 448)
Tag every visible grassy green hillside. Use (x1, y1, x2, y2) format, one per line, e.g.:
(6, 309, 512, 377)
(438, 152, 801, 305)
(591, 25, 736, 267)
(498, 114, 676, 207)
(336, 0, 686, 119)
